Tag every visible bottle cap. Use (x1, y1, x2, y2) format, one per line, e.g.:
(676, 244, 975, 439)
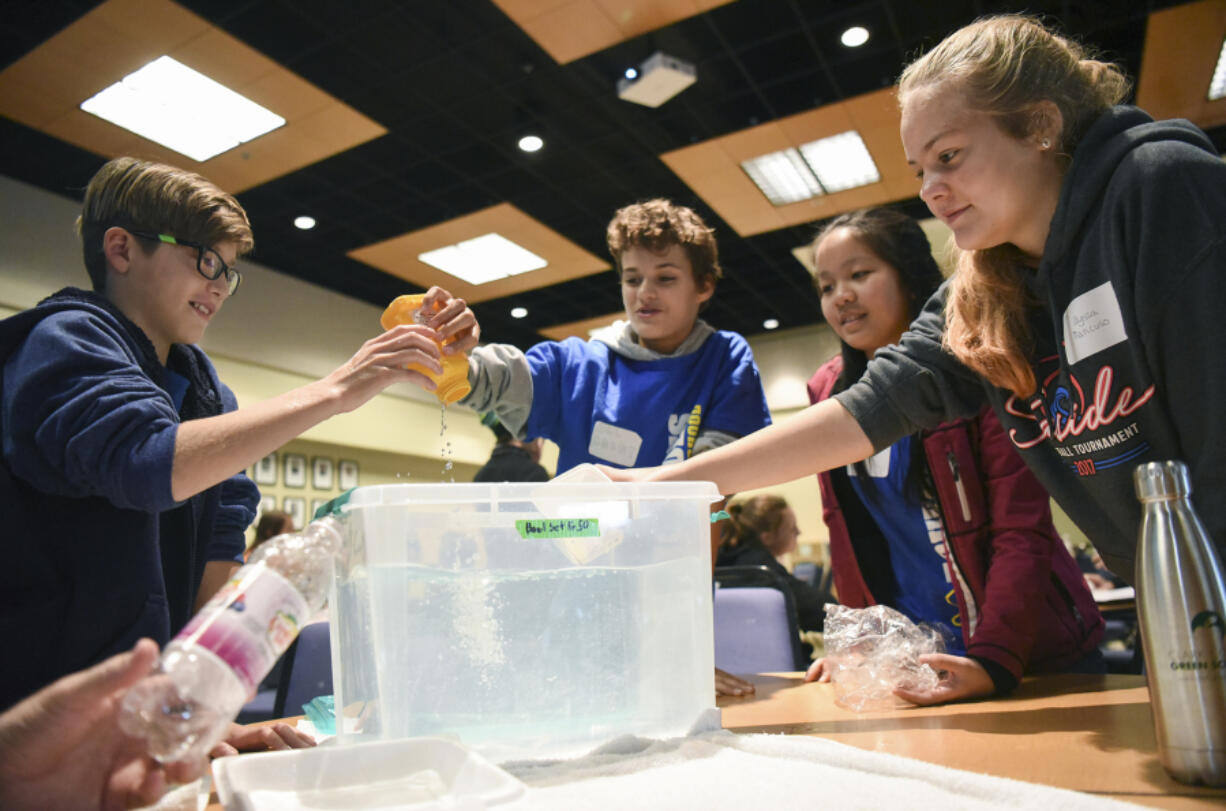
(1133, 460, 1192, 502)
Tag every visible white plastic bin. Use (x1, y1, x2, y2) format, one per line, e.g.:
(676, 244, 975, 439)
(328, 480, 720, 761)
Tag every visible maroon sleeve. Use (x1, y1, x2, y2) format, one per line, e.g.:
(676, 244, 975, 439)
(960, 406, 1063, 681)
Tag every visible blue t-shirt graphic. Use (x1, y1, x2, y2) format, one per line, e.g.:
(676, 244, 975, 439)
(848, 435, 965, 654)
(523, 331, 771, 473)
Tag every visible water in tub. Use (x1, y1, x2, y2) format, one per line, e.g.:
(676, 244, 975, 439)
(439, 402, 454, 482)
(335, 543, 709, 758)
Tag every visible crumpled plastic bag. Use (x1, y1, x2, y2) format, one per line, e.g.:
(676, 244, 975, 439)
(822, 604, 945, 712)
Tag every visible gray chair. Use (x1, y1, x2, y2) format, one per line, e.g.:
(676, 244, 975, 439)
(713, 566, 808, 673)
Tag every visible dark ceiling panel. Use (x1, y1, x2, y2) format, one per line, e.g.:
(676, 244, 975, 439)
(0, 0, 1209, 349)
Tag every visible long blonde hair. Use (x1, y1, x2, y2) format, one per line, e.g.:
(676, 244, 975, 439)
(898, 15, 1129, 397)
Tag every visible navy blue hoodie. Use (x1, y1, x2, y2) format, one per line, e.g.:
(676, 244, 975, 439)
(837, 107, 1226, 581)
(0, 289, 257, 709)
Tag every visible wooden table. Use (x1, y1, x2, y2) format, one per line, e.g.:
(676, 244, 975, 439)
(718, 672, 1226, 810)
(204, 674, 1225, 809)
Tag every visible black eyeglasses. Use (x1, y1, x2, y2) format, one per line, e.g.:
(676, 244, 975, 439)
(128, 229, 242, 295)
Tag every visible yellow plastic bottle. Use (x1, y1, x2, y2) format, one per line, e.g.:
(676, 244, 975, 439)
(380, 294, 472, 404)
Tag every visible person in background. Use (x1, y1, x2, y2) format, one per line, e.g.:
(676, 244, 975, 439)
(803, 208, 1102, 704)
(0, 157, 477, 725)
(473, 412, 550, 482)
(439, 198, 774, 696)
(247, 509, 294, 561)
(716, 494, 827, 633)
(603, 14, 1226, 617)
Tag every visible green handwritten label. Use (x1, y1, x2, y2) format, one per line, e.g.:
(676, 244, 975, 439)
(515, 518, 600, 539)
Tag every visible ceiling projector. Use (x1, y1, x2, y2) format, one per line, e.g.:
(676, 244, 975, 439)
(616, 52, 697, 108)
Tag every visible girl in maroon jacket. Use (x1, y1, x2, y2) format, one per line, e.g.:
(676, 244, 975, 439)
(804, 208, 1102, 704)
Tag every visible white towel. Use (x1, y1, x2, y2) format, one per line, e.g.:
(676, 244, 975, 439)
(502, 730, 1142, 810)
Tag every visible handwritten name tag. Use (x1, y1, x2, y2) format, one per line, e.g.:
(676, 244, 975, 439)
(1062, 282, 1127, 364)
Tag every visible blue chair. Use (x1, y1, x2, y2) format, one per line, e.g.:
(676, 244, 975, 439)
(792, 561, 819, 585)
(713, 566, 808, 673)
(236, 687, 278, 724)
(274, 621, 333, 718)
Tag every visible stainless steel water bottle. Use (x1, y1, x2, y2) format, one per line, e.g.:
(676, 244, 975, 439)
(1134, 460, 1226, 786)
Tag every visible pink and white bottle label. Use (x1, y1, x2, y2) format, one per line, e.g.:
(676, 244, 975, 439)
(173, 563, 309, 696)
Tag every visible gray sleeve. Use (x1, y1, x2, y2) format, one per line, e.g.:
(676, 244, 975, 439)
(459, 343, 535, 438)
(689, 429, 740, 459)
(834, 281, 986, 452)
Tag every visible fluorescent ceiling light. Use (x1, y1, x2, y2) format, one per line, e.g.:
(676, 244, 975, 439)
(510, 306, 528, 319)
(841, 26, 869, 47)
(294, 216, 316, 230)
(518, 134, 544, 152)
(798, 131, 880, 193)
(742, 130, 879, 206)
(741, 148, 824, 206)
(80, 56, 285, 162)
(418, 233, 547, 285)
(1210, 36, 1226, 101)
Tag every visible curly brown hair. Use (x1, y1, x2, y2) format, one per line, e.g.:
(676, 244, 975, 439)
(77, 157, 254, 292)
(606, 199, 722, 295)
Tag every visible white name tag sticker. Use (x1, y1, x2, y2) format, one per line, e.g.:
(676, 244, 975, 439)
(1062, 282, 1127, 364)
(847, 447, 891, 479)
(588, 421, 642, 467)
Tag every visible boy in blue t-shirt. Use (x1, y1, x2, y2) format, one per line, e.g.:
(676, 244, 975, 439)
(0, 158, 475, 723)
(449, 199, 772, 696)
(460, 198, 772, 475)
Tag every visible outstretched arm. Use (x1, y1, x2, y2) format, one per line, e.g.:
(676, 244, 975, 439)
(605, 398, 875, 495)
(170, 323, 446, 502)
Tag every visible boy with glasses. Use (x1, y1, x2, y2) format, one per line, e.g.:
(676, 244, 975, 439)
(0, 157, 478, 723)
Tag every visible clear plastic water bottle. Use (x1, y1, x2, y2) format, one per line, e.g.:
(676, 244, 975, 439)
(119, 516, 344, 762)
(1134, 460, 1226, 786)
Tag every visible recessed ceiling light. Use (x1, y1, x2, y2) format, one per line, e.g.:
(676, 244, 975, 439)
(798, 131, 880, 193)
(741, 148, 824, 206)
(518, 134, 544, 152)
(418, 233, 547, 285)
(79, 56, 285, 163)
(763, 318, 780, 330)
(841, 26, 869, 48)
(294, 215, 316, 230)
(510, 306, 528, 319)
(1210, 36, 1226, 100)
(740, 130, 880, 206)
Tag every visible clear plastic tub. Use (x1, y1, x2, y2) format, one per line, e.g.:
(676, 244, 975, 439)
(328, 478, 720, 762)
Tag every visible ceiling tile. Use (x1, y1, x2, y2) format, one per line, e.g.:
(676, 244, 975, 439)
(1, 0, 1207, 346)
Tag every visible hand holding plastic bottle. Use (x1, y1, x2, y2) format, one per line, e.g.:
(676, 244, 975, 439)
(380, 287, 480, 404)
(119, 518, 344, 764)
(0, 639, 202, 811)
